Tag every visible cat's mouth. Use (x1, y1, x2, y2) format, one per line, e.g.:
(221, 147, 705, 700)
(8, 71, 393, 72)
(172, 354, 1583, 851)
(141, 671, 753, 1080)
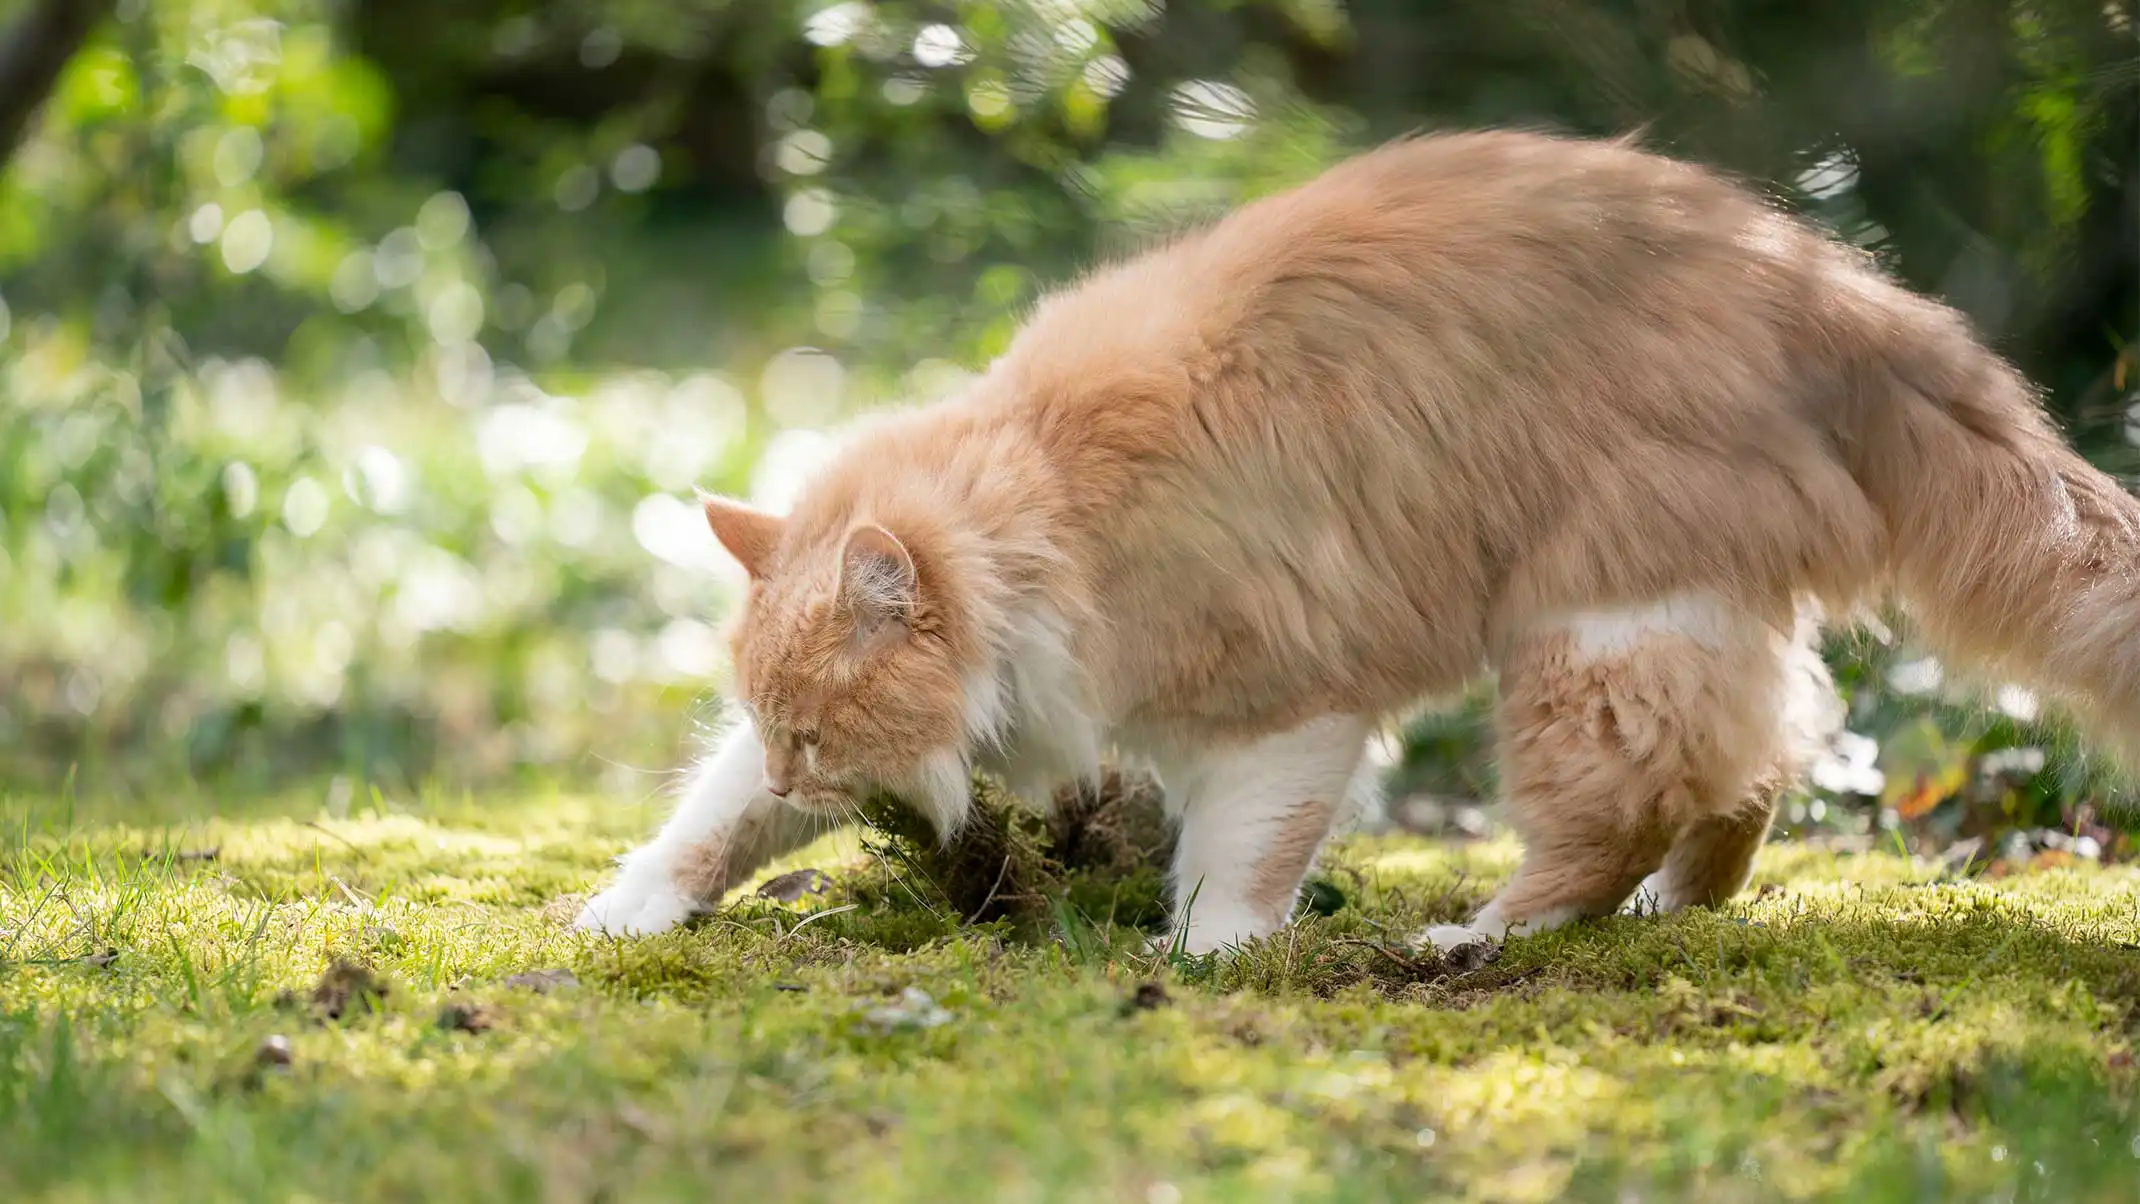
(782, 770, 929, 820)
(784, 787, 865, 815)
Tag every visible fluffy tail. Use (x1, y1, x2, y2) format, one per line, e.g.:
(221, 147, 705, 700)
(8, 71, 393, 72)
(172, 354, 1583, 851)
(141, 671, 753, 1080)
(1844, 307, 2140, 759)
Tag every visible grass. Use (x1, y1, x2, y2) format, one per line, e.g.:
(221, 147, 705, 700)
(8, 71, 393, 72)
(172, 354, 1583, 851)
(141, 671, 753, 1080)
(5, 783, 2140, 1202)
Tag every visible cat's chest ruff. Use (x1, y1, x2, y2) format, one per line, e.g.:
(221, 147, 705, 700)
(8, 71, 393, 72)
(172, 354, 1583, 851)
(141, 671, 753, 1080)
(963, 605, 1107, 805)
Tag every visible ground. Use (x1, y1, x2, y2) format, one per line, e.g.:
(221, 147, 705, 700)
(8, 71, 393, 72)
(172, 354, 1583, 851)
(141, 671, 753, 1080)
(5, 784, 2140, 1203)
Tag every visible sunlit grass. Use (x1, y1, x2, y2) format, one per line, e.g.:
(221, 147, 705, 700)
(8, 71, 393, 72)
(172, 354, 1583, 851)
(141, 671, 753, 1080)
(4, 786, 2139, 1202)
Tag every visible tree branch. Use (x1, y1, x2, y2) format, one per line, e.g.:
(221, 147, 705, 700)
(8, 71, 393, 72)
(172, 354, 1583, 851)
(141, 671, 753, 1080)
(0, 0, 115, 171)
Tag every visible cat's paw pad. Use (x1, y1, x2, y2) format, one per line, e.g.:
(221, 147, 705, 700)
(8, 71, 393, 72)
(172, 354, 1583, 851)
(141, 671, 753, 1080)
(574, 878, 697, 937)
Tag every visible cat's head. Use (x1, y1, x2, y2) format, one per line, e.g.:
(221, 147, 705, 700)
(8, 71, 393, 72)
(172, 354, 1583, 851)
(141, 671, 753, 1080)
(700, 494, 979, 830)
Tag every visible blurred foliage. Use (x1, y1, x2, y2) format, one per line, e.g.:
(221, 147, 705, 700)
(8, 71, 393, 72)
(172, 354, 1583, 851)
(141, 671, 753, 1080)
(0, 0, 2135, 848)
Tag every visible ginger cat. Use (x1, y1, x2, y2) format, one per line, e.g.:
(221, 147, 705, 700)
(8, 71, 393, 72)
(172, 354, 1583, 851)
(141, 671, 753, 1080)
(577, 129, 2140, 956)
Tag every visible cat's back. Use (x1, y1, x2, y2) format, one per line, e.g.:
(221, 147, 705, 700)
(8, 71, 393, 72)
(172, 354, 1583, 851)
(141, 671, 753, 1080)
(1206, 129, 1831, 345)
(1010, 129, 1841, 411)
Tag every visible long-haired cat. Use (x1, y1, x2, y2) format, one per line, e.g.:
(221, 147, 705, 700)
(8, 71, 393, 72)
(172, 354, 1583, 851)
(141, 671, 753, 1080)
(577, 129, 2140, 955)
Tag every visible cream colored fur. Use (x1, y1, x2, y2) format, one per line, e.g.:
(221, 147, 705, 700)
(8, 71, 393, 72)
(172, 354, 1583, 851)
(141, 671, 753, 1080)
(579, 130, 2140, 956)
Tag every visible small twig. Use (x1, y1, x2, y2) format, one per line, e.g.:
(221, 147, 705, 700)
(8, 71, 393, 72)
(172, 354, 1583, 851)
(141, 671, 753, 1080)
(1332, 937, 1422, 972)
(964, 855, 1013, 924)
(329, 877, 374, 910)
(304, 821, 362, 855)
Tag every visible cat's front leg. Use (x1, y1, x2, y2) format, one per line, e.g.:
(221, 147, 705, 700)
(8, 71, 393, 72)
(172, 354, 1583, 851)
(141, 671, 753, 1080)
(1162, 715, 1369, 955)
(577, 718, 825, 936)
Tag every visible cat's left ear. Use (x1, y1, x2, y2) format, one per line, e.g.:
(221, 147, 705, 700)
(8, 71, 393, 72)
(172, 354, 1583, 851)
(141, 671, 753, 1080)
(701, 494, 784, 578)
(839, 523, 917, 633)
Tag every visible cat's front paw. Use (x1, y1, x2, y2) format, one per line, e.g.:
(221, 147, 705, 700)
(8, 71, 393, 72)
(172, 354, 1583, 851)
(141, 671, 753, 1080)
(1420, 923, 1492, 952)
(1152, 910, 1275, 958)
(1418, 923, 1501, 970)
(574, 874, 699, 936)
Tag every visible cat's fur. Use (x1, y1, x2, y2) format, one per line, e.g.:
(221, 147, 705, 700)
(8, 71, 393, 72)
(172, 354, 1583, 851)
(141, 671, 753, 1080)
(578, 129, 2140, 954)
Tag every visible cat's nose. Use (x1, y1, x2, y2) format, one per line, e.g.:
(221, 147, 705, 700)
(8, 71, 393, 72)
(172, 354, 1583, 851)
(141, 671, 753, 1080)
(764, 778, 791, 797)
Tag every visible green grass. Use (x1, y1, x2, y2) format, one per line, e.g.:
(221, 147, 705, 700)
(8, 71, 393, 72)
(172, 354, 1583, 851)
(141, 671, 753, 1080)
(6, 785, 2140, 1203)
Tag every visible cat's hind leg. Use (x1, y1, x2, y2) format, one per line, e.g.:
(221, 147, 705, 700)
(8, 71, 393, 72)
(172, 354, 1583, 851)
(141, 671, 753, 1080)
(1423, 594, 1810, 952)
(1162, 715, 1371, 955)
(1629, 783, 1780, 914)
(1633, 612, 1838, 912)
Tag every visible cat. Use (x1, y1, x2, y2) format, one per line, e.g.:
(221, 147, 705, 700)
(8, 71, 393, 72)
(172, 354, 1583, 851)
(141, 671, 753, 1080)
(576, 128, 2140, 956)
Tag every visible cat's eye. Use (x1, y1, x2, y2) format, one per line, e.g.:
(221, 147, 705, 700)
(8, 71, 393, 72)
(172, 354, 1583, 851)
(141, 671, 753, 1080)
(795, 729, 820, 748)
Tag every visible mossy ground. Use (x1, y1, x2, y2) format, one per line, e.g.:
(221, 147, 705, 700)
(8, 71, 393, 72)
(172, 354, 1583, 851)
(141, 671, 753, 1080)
(6, 784, 2140, 1203)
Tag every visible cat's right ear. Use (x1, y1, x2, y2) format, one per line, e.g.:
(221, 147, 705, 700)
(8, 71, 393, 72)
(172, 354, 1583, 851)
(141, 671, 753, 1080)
(700, 495, 783, 578)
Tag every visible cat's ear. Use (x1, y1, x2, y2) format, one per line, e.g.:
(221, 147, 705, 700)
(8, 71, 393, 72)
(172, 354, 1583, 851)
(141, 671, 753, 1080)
(839, 523, 917, 633)
(700, 495, 783, 578)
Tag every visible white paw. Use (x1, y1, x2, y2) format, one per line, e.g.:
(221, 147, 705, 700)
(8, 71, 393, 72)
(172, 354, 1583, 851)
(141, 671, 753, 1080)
(1420, 922, 1503, 971)
(1154, 931, 1235, 958)
(1421, 923, 1497, 954)
(1625, 874, 1670, 916)
(1155, 910, 1272, 957)
(1149, 928, 1223, 958)
(574, 876, 699, 936)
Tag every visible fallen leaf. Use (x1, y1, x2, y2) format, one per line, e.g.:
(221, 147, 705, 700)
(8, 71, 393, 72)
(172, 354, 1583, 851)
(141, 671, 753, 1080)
(1442, 940, 1500, 974)
(310, 961, 387, 1020)
(1879, 719, 1969, 819)
(1893, 773, 1948, 820)
(862, 987, 954, 1032)
(757, 868, 833, 903)
(502, 968, 578, 993)
(1123, 982, 1169, 1014)
(437, 1002, 499, 1033)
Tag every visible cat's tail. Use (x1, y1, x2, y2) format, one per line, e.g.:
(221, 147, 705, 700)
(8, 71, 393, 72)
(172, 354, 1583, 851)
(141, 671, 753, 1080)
(1844, 311, 2140, 759)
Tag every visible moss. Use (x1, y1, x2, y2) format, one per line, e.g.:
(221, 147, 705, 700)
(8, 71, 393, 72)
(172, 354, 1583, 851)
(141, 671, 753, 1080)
(6, 785, 2140, 1202)
(852, 767, 1173, 932)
